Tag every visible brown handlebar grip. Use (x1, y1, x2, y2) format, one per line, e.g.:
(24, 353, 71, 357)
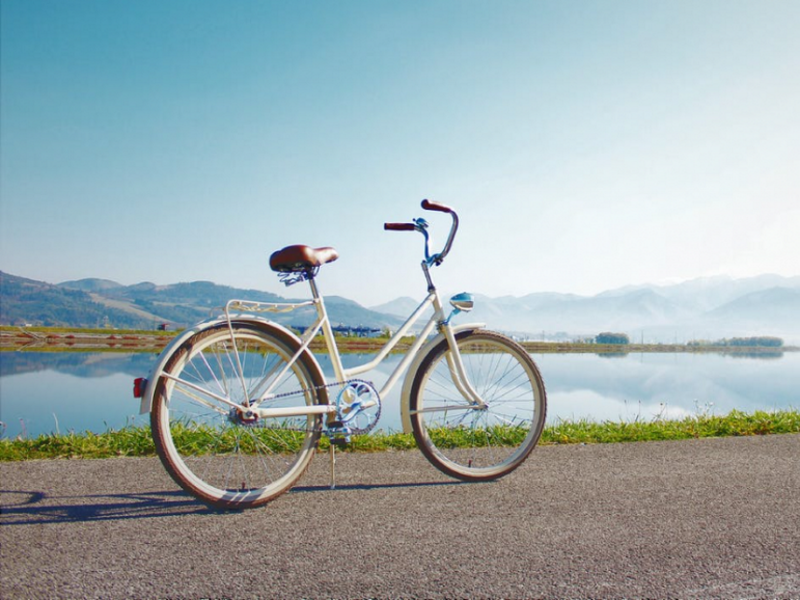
(421, 199, 453, 213)
(384, 222, 417, 231)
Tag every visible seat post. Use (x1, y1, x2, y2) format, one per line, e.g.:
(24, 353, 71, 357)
(306, 270, 346, 384)
(307, 272, 322, 301)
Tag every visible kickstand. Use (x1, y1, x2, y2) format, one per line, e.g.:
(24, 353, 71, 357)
(329, 442, 336, 490)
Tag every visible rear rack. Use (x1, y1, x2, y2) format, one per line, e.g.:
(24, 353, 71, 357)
(224, 298, 316, 316)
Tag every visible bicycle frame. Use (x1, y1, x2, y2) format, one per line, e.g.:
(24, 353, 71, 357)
(220, 261, 486, 432)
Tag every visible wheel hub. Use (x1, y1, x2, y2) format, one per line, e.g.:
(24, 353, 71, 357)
(229, 405, 259, 426)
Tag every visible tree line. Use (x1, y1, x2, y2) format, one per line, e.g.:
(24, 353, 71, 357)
(595, 332, 630, 345)
(689, 336, 784, 348)
(594, 332, 785, 347)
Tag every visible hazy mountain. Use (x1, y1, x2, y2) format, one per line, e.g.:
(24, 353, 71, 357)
(467, 289, 689, 337)
(2, 271, 798, 343)
(0, 272, 147, 329)
(599, 274, 800, 311)
(370, 296, 433, 319)
(58, 278, 124, 292)
(323, 296, 404, 329)
(698, 287, 800, 338)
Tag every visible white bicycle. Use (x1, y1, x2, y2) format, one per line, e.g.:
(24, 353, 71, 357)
(133, 200, 547, 509)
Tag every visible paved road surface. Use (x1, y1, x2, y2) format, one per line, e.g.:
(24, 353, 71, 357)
(2, 434, 799, 598)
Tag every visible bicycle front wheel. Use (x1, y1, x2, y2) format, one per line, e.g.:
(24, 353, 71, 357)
(410, 330, 546, 481)
(151, 321, 327, 509)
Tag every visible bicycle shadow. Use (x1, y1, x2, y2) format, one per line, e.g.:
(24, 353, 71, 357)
(0, 489, 214, 526)
(290, 479, 476, 493)
(0, 479, 479, 525)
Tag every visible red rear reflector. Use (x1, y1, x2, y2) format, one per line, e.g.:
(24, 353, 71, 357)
(133, 377, 148, 399)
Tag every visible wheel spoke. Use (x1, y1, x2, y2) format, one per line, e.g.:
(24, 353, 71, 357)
(162, 373, 236, 412)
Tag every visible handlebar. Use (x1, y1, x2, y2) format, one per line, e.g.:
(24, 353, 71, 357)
(384, 222, 417, 232)
(384, 199, 459, 266)
(421, 199, 452, 213)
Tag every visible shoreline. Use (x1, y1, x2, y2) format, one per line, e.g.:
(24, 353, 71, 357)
(2, 326, 796, 354)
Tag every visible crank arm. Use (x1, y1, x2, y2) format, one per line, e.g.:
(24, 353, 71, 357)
(338, 399, 379, 423)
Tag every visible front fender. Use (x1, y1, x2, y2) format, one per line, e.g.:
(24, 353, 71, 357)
(138, 315, 308, 414)
(399, 323, 484, 434)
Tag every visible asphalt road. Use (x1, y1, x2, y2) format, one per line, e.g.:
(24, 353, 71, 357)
(2, 434, 799, 599)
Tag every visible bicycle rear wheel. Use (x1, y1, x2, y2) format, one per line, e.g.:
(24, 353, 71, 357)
(151, 321, 327, 509)
(410, 329, 546, 481)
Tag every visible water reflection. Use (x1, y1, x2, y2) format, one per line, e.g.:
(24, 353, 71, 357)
(1, 350, 798, 438)
(0, 351, 158, 378)
(0, 352, 159, 438)
(533, 352, 799, 423)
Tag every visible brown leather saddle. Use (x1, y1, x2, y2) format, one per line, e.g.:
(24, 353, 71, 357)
(269, 245, 339, 274)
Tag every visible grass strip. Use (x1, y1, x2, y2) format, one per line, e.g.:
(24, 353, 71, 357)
(539, 408, 800, 445)
(1, 409, 798, 461)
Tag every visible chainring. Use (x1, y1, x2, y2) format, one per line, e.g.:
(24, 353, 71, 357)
(335, 379, 382, 435)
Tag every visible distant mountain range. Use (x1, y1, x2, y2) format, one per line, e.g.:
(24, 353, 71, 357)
(485, 274, 800, 344)
(2, 271, 799, 344)
(0, 272, 404, 332)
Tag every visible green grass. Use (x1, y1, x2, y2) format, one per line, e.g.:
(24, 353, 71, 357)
(0, 426, 157, 461)
(2, 409, 798, 461)
(539, 409, 800, 444)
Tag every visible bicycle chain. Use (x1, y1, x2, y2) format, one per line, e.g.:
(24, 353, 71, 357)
(259, 378, 373, 402)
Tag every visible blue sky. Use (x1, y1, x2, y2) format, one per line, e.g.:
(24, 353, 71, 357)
(2, 0, 798, 306)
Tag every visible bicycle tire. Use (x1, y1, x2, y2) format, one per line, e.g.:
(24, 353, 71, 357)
(409, 329, 546, 481)
(151, 321, 327, 509)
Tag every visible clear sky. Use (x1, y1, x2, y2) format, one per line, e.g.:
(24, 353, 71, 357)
(2, 0, 798, 307)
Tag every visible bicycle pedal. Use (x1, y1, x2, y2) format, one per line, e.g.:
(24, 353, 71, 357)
(330, 437, 349, 447)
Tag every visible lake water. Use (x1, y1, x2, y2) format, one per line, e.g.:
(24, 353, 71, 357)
(1, 350, 798, 438)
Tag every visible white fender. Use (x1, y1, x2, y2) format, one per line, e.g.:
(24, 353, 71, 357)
(399, 323, 484, 434)
(138, 315, 312, 414)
